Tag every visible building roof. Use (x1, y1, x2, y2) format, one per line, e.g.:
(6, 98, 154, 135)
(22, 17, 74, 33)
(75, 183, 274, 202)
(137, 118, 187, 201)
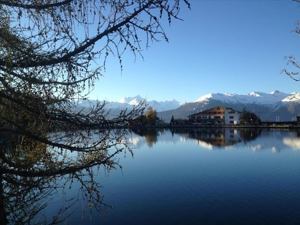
(189, 106, 239, 118)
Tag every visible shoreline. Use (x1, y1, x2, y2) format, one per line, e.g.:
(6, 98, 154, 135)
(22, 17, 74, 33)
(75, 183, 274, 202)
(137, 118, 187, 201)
(130, 123, 300, 130)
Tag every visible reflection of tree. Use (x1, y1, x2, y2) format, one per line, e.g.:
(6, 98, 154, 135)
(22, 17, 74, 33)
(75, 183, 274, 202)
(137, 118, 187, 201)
(144, 130, 158, 147)
(239, 128, 262, 142)
(0, 130, 130, 225)
(131, 128, 159, 147)
(1, 173, 57, 225)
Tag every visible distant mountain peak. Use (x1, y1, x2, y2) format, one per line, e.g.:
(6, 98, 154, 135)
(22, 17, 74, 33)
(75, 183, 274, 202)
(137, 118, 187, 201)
(282, 92, 300, 102)
(119, 95, 144, 105)
(195, 91, 290, 105)
(195, 93, 213, 102)
(248, 91, 262, 97)
(77, 95, 180, 113)
(270, 90, 281, 95)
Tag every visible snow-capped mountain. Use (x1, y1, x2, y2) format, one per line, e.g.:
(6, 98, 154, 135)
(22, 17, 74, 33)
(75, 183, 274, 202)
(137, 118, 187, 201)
(282, 92, 300, 102)
(158, 91, 300, 122)
(119, 95, 145, 106)
(76, 95, 180, 113)
(75, 91, 300, 122)
(117, 96, 181, 111)
(195, 90, 289, 105)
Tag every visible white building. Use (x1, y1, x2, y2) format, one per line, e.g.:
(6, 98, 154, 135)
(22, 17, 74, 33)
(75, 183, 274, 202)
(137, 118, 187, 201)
(189, 106, 240, 125)
(224, 108, 240, 125)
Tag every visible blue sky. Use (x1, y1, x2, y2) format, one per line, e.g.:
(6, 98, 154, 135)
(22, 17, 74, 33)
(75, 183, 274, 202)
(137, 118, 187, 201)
(90, 0, 300, 103)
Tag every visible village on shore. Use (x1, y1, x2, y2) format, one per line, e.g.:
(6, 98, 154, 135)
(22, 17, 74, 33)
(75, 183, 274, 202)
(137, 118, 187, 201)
(129, 106, 300, 129)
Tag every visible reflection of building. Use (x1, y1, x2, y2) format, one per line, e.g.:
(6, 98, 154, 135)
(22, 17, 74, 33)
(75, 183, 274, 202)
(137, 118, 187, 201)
(188, 106, 240, 125)
(171, 128, 261, 148)
(187, 129, 242, 147)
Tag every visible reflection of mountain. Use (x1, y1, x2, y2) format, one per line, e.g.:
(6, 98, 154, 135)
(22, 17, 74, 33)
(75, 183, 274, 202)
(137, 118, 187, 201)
(239, 131, 297, 153)
(130, 129, 300, 153)
(176, 129, 300, 152)
(130, 128, 263, 149)
(282, 137, 300, 150)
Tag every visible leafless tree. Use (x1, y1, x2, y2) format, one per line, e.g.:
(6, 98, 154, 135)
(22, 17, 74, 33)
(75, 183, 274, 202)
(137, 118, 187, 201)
(0, 0, 190, 151)
(0, 1, 190, 224)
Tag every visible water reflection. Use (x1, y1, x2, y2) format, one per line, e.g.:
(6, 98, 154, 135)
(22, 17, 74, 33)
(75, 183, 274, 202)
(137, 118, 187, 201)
(131, 128, 262, 148)
(131, 128, 160, 147)
(173, 128, 261, 147)
(0, 129, 129, 225)
(283, 137, 300, 150)
(131, 128, 300, 152)
(2, 129, 300, 225)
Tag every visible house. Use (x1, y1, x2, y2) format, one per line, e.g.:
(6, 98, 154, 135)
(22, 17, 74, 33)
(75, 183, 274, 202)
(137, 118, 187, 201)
(224, 107, 240, 125)
(188, 106, 240, 125)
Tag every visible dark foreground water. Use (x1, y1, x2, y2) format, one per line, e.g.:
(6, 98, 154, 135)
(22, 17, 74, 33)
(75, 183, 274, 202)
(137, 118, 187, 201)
(12, 129, 300, 224)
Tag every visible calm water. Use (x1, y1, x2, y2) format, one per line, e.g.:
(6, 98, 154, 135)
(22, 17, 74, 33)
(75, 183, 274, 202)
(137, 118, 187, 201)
(22, 129, 300, 224)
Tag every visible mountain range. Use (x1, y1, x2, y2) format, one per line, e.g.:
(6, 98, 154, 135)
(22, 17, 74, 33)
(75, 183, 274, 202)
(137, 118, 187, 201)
(75, 95, 180, 118)
(77, 91, 300, 122)
(158, 90, 300, 122)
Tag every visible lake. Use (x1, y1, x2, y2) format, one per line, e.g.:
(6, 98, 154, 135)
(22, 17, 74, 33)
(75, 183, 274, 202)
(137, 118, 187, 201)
(7, 128, 300, 225)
